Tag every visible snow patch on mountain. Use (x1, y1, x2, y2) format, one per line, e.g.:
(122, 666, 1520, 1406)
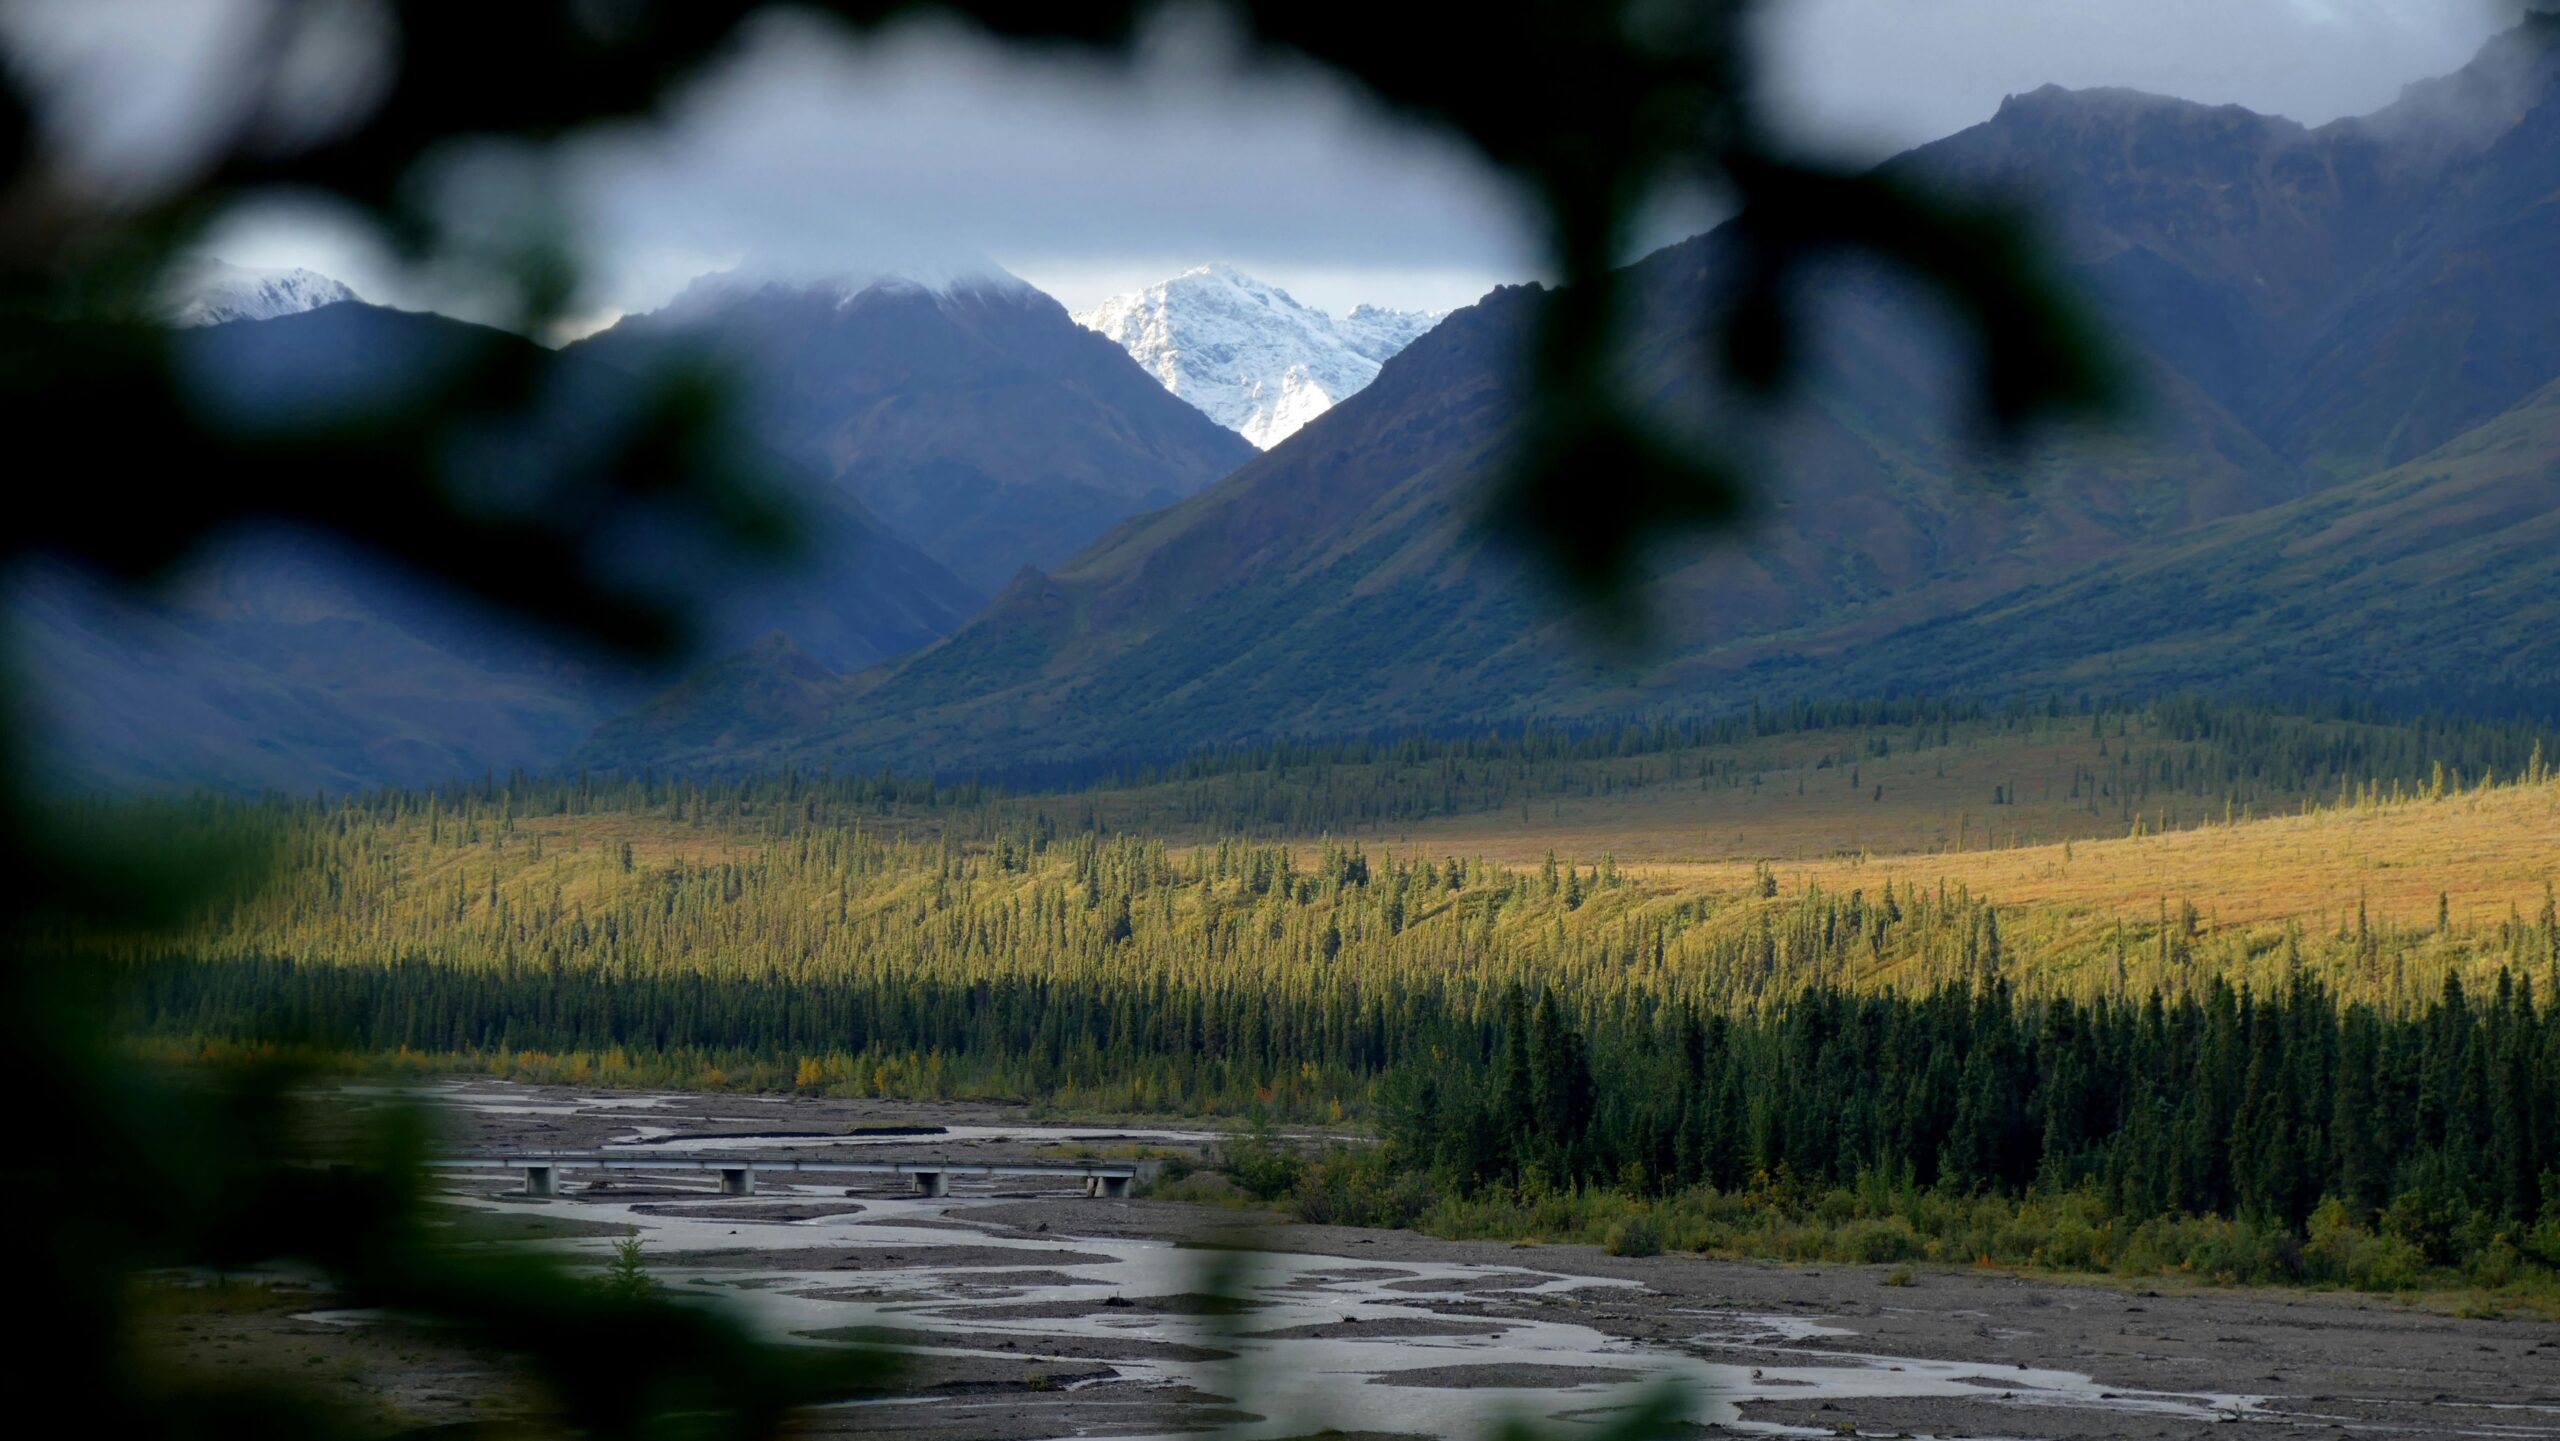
(1075, 265, 1442, 448)
(167, 260, 358, 327)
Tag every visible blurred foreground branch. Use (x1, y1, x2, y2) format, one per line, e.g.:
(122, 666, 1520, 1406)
(0, 3, 2112, 1436)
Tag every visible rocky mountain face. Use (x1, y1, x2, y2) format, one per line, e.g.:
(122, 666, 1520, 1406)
(583, 19, 2560, 777)
(1905, 15, 2560, 479)
(1075, 265, 1442, 447)
(573, 265, 1256, 593)
(24, 302, 980, 792)
(164, 259, 358, 327)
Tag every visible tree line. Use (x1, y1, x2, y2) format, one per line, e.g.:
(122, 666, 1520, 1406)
(1388, 971, 2558, 1241)
(128, 695, 2555, 843)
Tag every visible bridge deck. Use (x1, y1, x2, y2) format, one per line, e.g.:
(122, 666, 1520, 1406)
(430, 1155, 1135, 1179)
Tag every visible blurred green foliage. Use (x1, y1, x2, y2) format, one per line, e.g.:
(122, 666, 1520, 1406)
(0, 2, 2111, 1435)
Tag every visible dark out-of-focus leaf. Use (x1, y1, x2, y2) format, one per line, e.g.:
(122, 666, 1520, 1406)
(0, 3, 2121, 1439)
(0, 0, 2112, 627)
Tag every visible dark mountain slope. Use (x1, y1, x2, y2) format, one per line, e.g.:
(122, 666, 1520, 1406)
(1907, 15, 2560, 476)
(16, 542, 614, 794)
(571, 271, 1257, 593)
(1783, 377, 2560, 710)
(584, 237, 2299, 774)
(23, 302, 979, 792)
(2260, 77, 2560, 475)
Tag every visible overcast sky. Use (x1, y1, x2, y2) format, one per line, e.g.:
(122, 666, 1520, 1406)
(5, 0, 2527, 331)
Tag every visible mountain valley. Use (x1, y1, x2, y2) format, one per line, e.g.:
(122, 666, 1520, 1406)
(31, 21, 2560, 796)
(572, 263, 1256, 593)
(584, 19, 2560, 779)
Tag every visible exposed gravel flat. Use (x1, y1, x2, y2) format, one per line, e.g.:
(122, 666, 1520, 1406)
(203, 1079, 2560, 1440)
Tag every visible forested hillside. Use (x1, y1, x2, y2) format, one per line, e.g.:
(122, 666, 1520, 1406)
(109, 701, 2556, 1097)
(96, 697, 2560, 1291)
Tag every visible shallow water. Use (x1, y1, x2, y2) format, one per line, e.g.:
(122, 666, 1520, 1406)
(451, 1181, 2266, 1439)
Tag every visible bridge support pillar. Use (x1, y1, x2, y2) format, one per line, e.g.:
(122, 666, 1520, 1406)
(910, 1170, 948, 1198)
(718, 1166, 755, 1196)
(524, 1164, 558, 1198)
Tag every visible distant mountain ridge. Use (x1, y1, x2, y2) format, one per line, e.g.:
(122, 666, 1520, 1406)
(23, 301, 980, 793)
(574, 262, 1256, 592)
(165, 259, 358, 327)
(580, 236, 2303, 773)
(1782, 374, 2560, 712)
(1075, 264, 1442, 447)
(1908, 14, 2560, 479)
(580, 18, 2560, 777)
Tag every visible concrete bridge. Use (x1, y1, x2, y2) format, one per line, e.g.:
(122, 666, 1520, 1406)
(432, 1153, 1139, 1199)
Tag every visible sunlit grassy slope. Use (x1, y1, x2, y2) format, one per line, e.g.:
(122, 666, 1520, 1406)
(1294, 765, 2560, 1003)
(1309, 747, 2560, 934)
(1658, 777, 2560, 933)
(139, 704, 2559, 1026)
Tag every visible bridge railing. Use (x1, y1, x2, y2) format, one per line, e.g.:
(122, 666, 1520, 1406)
(429, 1154, 1141, 1199)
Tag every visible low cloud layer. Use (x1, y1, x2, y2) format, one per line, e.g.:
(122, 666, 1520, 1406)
(1759, 0, 2520, 159)
(11, 0, 2526, 323)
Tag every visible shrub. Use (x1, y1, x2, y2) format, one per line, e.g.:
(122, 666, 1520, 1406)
(1290, 1146, 1434, 1229)
(2382, 1180, 2468, 1265)
(1811, 1188, 1859, 1225)
(1603, 1216, 1663, 1258)
(2302, 1196, 2427, 1291)
(2033, 1210, 2111, 1271)
(2525, 1212, 2560, 1269)
(1839, 1217, 1922, 1264)
(2346, 1234, 2429, 1291)
(2468, 1237, 2526, 1291)
(1148, 1171, 1249, 1207)
(1217, 1127, 1304, 1201)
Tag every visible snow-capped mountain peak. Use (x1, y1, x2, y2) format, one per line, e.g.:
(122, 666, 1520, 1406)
(166, 260, 359, 327)
(1074, 266, 1443, 448)
(1338, 303, 1441, 362)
